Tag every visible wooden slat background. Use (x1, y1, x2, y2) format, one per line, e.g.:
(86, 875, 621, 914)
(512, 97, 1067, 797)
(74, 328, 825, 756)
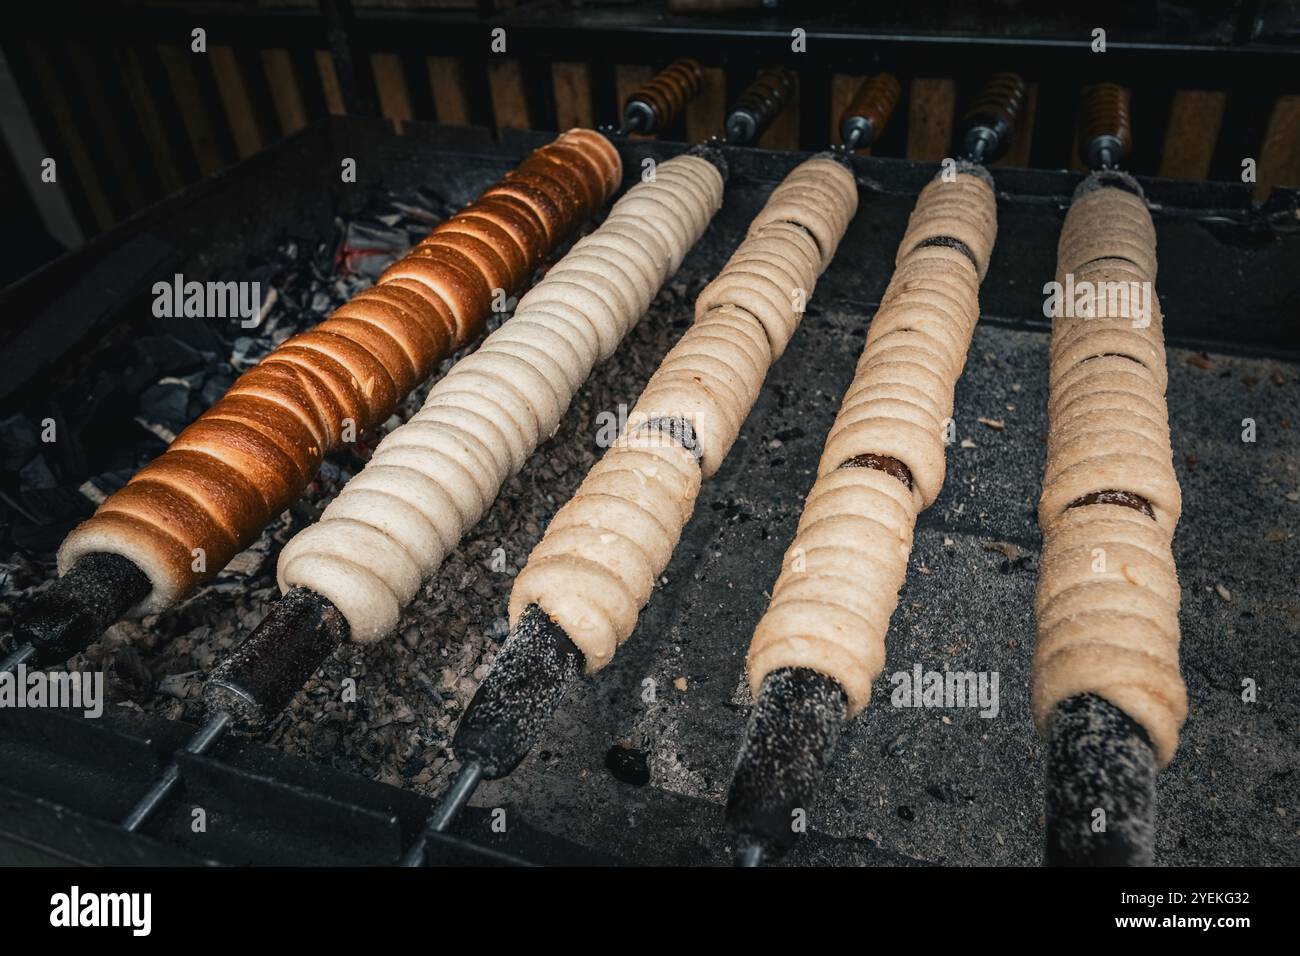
(8, 37, 1300, 240)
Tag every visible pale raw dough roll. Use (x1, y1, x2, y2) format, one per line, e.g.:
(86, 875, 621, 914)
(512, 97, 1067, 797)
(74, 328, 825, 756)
(59, 128, 620, 615)
(896, 174, 998, 278)
(747, 170, 997, 715)
(278, 155, 724, 641)
(510, 155, 859, 669)
(1033, 181, 1186, 767)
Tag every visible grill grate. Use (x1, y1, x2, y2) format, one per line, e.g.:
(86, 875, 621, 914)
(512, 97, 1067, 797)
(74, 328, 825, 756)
(1, 118, 1297, 865)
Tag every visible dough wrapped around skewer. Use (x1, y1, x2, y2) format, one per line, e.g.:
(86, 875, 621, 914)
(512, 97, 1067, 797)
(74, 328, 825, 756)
(278, 155, 725, 641)
(58, 130, 621, 615)
(509, 155, 859, 671)
(1033, 178, 1186, 767)
(746, 167, 997, 714)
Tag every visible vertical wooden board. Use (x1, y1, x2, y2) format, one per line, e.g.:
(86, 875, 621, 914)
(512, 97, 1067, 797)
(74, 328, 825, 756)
(551, 62, 593, 130)
(316, 51, 346, 116)
(210, 45, 263, 158)
(906, 78, 955, 162)
(1068, 123, 1087, 172)
(158, 45, 224, 176)
(994, 81, 1038, 168)
(487, 59, 530, 133)
(26, 41, 115, 231)
(117, 47, 185, 195)
(830, 73, 865, 147)
(757, 73, 799, 150)
(262, 48, 308, 136)
(615, 64, 654, 138)
(1257, 94, 1300, 198)
(371, 52, 414, 126)
(66, 42, 146, 213)
(428, 57, 470, 125)
(685, 66, 726, 143)
(1158, 90, 1226, 181)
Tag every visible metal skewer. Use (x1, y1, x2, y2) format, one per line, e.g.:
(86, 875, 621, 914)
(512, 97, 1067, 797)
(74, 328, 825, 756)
(1041, 92, 1156, 863)
(118, 586, 349, 831)
(838, 72, 901, 153)
(401, 604, 584, 865)
(725, 67, 797, 146)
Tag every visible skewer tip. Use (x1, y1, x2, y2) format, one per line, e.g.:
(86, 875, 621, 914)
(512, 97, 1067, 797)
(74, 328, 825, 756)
(452, 604, 583, 779)
(12, 553, 150, 668)
(724, 667, 847, 864)
(1045, 693, 1157, 866)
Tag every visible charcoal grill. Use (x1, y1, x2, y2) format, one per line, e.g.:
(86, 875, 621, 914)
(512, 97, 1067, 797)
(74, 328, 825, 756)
(1, 116, 1296, 865)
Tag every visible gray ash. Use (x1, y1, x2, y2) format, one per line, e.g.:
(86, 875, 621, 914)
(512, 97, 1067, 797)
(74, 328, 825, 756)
(1, 185, 454, 571)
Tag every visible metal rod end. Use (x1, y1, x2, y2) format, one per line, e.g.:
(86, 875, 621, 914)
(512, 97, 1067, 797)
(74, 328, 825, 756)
(1045, 693, 1157, 866)
(724, 667, 847, 864)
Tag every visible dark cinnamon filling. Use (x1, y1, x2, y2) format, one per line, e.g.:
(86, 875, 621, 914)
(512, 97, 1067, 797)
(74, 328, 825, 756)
(917, 235, 979, 270)
(1066, 488, 1155, 519)
(837, 453, 913, 490)
(641, 416, 703, 461)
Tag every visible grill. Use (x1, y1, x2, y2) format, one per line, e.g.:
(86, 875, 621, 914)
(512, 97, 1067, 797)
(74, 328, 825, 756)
(0, 115, 1296, 866)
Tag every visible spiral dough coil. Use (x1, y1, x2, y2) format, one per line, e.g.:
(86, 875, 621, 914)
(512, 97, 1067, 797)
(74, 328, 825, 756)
(57, 130, 621, 615)
(276, 156, 724, 641)
(745, 170, 997, 715)
(1033, 182, 1186, 767)
(626, 59, 703, 130)
(510, 156, 858, 671)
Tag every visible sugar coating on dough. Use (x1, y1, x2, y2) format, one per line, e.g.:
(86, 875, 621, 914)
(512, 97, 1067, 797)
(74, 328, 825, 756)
(510, 155, 859, 671)
(276, 155, 724, 641)
(747, 171, 997, 715)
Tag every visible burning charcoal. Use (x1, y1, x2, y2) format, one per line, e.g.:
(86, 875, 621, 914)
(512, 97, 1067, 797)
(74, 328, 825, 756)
(132, 335, 205, 377)
(392, 200, 439, 225)
(15, 486, 90, 540)
(113, 645, 156, 702)
(604, 744, 651, 786)
(231, 336, 269, 369)
(159, 311, 227, 355)
(200, 370, 235, 409)
(139, 380, 191, 431)
(345, 220, 409, 254)
(88, 469, 135, 497)
(19, 455, 57, 490)
(122, 360, 161, 396)
(414, 187, 448, 212)
(0, 413, 39, 470)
